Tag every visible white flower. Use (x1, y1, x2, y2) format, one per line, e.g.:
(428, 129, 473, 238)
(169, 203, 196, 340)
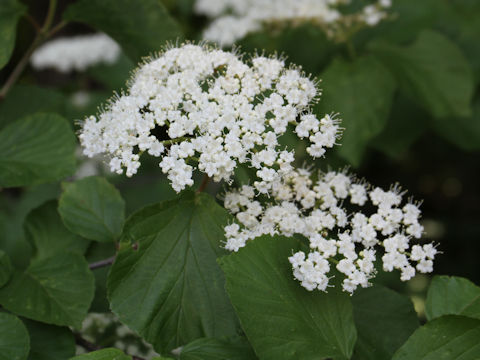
(289, 252, 306, 268)
(31, 33, 121, 73)
(349, 184, 368, 205)
(400, 266, 415, 281)
(417, 259, 433, 273)
(403, 203, 421, 225)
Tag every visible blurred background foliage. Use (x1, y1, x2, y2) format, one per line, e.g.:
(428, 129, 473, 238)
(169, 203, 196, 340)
(0, 0, 479, 323)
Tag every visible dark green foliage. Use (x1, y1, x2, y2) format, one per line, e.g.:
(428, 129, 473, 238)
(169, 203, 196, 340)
(369, 30, 474, 119)
(0, 1, 479, 358)
(24, 319, 75, 360)
(107, 192, 239, 354)
(58, 176, 126, 243)
(0, 85, 67, 128)
(392, 316, 480, 359)
(180, 336, 258, 360)
(0, 312, 29, 360)
(316, 56, 396, 166)
(0, 252, 94, 328)
(219, 236, 357, 360)
(426, 275, 480, 321)
(351, 285, 419, 359)
(0, 0, 26, 69)
(70, 348, 131, 360)
(0, 114, 77, 187)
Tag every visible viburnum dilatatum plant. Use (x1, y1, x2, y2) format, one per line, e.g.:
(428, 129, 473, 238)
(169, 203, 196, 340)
(1, 0, 477, 359)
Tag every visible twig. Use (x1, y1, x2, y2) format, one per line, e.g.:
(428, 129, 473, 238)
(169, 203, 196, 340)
(196, 174, 210, 193)
(46, 20, 67, 38)
(89, 255, 116, 270)
(24, 14, 41, 33)
(0, 0, 61, 100)
(41, 0, 57, 33)
(74, 334, 100, 352)
(0, 36, 41, 100)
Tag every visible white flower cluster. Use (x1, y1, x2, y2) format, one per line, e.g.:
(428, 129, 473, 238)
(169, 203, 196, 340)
(223, 168, 436, 293)
(195, 0, 393, 46)
(79, 44, 341, 192)
(31, 33, 120, 73)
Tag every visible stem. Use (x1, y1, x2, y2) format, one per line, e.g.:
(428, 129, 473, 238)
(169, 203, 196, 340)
(329, 257, 339, 265)
(47, 20, 67, 38)
(25, 14, 41, 33)
(89, 256, 116, 270)
(0, 37, 42, 100)
(74, 334, 100, 352)
(41, 0, 58, 34)
(0, 0, 61, 100)
(161, 136, 188, 146)
(196, 174, 210, 193)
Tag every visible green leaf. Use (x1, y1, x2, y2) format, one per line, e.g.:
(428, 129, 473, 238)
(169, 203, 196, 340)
(351, 285, 420, 360)
(218, 236, 357, 360)
(0, 210, 33, 270)
(24, 200, 90, 260)
(316, 56, 396, 166)
(0, 0, 26, 69)
(63, 0, 183, 62)
(0, 253, 95, 328)
(392, 315, 480, 359)
(107, 191, 238, 354)
(0, 85, 66, 129)
(426, 275, 480, 321)
(0, 313, 29, 360)
(69, 348, 131, 360)
(369, 30, 475, 119)
(0, 113, 77, 188)
(370, 94, 428, 158)
(24, 319, 75, 360)
(59, 176, 126, 243)
(431, 97, 480, 152)
(0, 249, 13, 287)
(180, 336, 258, 360)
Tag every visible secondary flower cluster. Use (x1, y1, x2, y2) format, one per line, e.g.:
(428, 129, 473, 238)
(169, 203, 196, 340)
(79, 44, 341, 192)
(223, 168, 436, 293)
(31, 33, 120, 73)
(195, 0, 393, 46)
